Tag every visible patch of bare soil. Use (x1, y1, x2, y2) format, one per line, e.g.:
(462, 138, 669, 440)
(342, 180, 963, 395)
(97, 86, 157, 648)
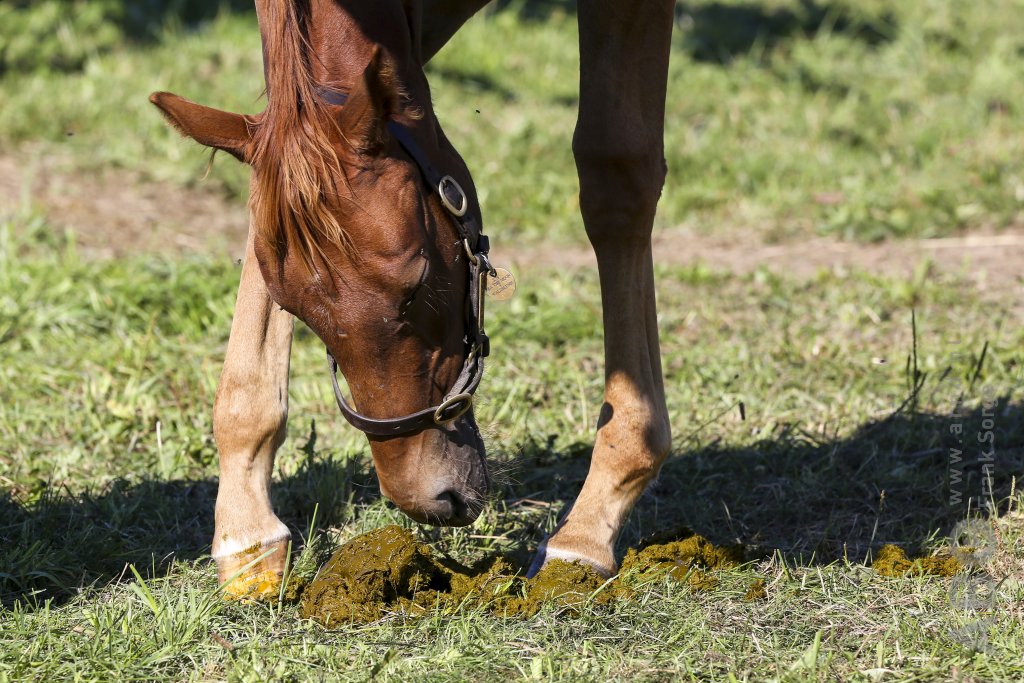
(495, 228, 1024, 295)
(0, 151, 249, 260)
(3, 150, 1022, 294)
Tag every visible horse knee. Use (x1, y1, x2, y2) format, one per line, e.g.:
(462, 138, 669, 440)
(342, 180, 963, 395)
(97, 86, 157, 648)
(573, 137, 666, 249)
(213, 374, 288, 456)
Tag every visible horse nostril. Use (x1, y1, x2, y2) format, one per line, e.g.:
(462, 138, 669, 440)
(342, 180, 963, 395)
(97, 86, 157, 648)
(437, 489, 469, 522)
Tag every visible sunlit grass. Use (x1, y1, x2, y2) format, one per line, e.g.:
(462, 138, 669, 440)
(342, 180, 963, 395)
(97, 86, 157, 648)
(3, 1, 1024, 680)
(2, 215, 1022, 680)
(3, 1, 1024, 243)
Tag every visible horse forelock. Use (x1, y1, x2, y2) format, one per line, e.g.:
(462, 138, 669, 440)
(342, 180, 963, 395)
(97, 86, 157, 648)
(249, 0, 353, 274)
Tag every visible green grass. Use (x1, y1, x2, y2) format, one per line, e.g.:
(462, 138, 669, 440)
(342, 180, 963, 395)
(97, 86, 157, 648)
(3, 1, 1024, 680)
(2, 215, 1023, 680)
(3, 0, 1024, 242)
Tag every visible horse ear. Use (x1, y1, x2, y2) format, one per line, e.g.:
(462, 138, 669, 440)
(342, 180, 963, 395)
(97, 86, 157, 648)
(337, 46, 402, 155)
(149, 92, 252, 162)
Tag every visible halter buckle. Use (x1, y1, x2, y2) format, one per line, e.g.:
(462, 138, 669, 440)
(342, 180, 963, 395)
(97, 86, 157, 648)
(433, 392, 473, 424)
(439, 176, 468, 217)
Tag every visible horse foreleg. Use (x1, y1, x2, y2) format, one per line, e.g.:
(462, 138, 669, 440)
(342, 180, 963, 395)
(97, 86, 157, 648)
(533, 0, 675, 576)
(210, 224, 294, 598)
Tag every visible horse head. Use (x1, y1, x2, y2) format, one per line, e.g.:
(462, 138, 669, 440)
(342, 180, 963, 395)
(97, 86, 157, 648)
(150, 1, 489, 527)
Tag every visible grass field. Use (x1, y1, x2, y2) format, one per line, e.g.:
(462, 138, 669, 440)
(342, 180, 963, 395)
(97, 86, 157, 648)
(4, 0, 1024, 243)
(2, 1, 1023, 681)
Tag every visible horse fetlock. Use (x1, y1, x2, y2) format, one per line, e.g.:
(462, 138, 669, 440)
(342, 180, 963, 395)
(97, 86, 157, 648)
(635, 409, 671, 463)
(594, 410, 671, 483)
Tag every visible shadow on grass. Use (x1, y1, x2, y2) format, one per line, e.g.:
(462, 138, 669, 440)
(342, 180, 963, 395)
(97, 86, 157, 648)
(0, 444, 379, 609)
(3, 399, 1019, 608)
(677, 0, 897, 64)
(117, 0, 254, 40)
(508, 398, 1022, 566)
(0, 0, 256, 75)
(424, 65, 519, 101)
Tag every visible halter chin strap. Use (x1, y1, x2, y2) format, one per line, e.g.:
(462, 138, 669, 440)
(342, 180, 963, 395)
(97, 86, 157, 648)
(319, 87, 495, 437)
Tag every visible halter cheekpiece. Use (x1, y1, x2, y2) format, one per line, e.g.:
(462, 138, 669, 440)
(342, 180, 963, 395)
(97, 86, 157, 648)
(317, 87, 495, 437)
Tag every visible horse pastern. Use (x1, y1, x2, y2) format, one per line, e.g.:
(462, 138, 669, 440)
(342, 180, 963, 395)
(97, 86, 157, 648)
(211, 523, 291, 560)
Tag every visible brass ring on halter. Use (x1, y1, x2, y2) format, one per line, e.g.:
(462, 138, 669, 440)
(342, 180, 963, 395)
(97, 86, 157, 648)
(433, 392, 473, 424)
(439, 175, 468, 217)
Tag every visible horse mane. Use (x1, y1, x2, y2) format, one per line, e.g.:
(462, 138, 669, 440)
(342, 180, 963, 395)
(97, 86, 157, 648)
(249, 0, 349, 274)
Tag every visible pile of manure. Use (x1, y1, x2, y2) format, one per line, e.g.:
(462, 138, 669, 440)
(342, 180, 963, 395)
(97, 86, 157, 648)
(871, 544, 963, 578)
(294, 528, 970, 625)
(298, 524, 745, 626)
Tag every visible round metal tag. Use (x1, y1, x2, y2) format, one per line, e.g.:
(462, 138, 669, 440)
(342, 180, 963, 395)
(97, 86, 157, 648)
(486, 267, 517, 301)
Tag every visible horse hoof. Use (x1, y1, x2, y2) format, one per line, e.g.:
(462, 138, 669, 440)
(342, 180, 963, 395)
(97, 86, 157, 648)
(215, 537, 289, 600)
(526, 536, 616, 579)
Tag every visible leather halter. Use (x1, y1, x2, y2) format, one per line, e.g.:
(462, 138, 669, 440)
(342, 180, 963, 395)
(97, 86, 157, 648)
(317, 87, 494, 437)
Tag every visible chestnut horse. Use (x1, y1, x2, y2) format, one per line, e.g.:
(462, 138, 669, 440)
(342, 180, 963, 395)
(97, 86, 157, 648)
(150, 0, 672, 597)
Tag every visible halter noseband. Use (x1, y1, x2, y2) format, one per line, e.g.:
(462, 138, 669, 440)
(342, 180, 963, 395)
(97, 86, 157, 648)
(318, 88, 495, 437)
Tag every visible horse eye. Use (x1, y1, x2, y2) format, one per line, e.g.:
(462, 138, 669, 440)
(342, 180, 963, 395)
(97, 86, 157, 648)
(399, 287, 420, 318)
(398, 260, 430, 320)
